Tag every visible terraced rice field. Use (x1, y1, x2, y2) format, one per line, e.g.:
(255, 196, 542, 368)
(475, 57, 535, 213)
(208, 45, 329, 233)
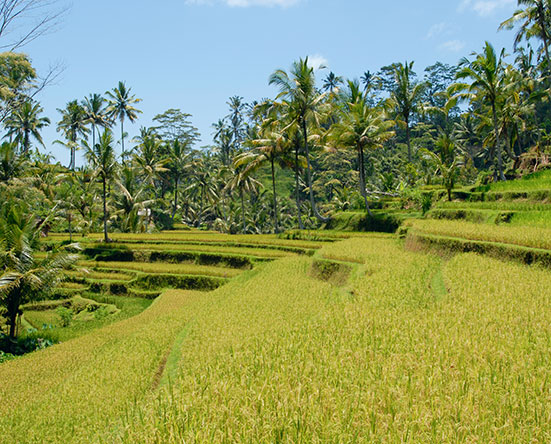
(3, 232, 551, 442)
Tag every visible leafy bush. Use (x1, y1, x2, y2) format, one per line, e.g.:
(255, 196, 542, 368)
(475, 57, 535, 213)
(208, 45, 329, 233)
(56, 307, 73, 327)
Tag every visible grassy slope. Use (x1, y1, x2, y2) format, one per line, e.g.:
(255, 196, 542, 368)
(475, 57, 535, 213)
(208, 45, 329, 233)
(4, 235, 551, 442)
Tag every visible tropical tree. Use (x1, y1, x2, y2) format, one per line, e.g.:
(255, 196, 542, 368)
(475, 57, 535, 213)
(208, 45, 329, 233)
(56, 100, 89, 170)
(0, 141, 24, 181)
(421, 133, 461, 201)
(500, 0, 551, 70)
(225, 166, 262, 233)
(132, 132, 167, 194)
(227, 96, 247, 152)
(83, 93, 110, 149)
(236, 122, 292, 233)
(330, 81, 395, 215)
(106, 81, 142, 163)
(84, 129, 118, 242)
(269, 57, 329, 223)
(0, 203, 78, 340)
(4, 101, 49, 154)
(323, 72, 344, 93)
(166, 139, 190, 219)
(452, 42, 508, 180)
(389, 61, 426, 163)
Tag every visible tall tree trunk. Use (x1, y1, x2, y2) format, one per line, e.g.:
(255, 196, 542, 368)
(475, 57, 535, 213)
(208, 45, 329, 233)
(24, 128, 30, 155)
(301, 119, 328, 223)
(8, 289, 21, 339)
(92, 124, 96, 149)
(294, 143, 304, 230)
(492, 104, 506, 181)
(240, 187, 246, 234)
(406, 116, 412, 163)
(271, 157, 279, 233)
(121, 119, 125, 165)
(172, 176, 178, 219)
(102, 178, 109, 242)
(358, 145, 373, 217)
(198, 188, 204, 227)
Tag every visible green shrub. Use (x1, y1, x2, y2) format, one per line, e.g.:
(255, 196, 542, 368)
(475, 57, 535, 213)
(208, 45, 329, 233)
(56, 307, 73, 327)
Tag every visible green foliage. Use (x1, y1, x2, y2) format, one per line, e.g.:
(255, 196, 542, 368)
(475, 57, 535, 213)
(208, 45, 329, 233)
(55, 306, 73, 327)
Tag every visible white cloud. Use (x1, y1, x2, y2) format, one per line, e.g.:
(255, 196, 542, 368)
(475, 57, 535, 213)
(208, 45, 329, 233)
(307, 54, 328, 71)
(186, 0, 300, 7)
(458, 0, 515, 17)
(439, 40, 467, 52)
(426, 22, 447, 39)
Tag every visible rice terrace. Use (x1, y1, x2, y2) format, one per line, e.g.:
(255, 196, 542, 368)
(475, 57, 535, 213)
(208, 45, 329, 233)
(3, 0, 551, 442)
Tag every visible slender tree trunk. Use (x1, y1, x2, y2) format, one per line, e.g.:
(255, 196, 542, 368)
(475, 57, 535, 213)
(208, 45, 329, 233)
(8, 289, 21, 339)
(301, 119, 328, 223)
(294, 143, 304, 230)
(24, 128, 30, 155)
(121, 119, 125, 165)
(271, 157, 279, 233)
(537, 2, 551, 74)
(198, 188, 204, 227)
(172, 176, 178, 219)
(406, 116, 412, 163)
(240, 187, 246, 234)
(492, 104, 506, 181)
(102, 178, 109, 242)
(92, 124, 96, 149)
(358, 145, 373, 217)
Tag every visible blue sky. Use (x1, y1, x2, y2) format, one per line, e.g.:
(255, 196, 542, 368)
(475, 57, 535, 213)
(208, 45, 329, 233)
(22, 0, 520, 166)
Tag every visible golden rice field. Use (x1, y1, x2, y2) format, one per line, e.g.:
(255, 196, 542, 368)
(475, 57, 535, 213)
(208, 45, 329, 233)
(3, 233, 551, 442)
(409, 218, 551, 250)
(78, 260, 243, 278)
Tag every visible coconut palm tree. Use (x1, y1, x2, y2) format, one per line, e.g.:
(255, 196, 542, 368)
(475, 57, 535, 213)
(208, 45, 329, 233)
(106, 81, 142, 163)
(4, 101, 50, 155)
(83, 93, 110, 150)
(388, 61, 426, 163)
(330, 81, 395, 215)
(56, 100, 89, 170)
(269, 57, 329, 223)
(235, 122, 293, 233)
(500, 0, 551, 71)
(451, 42, 508, 180)
(225, 165, 262, 233)
(323, 72, 344, 93)
(421, 133, 461, 201)
(166, 139, 191, 219)
(0, 203, 78, 339)
(84, 130, 118, 242)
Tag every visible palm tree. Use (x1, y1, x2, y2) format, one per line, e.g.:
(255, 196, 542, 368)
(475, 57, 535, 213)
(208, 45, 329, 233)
(132, 132, 167, 193)
(361, 70, 376, 92)
(389, 61, 426, 163)
(4, 101, 50, 155)
(83, 93, 110, 150)
(421, 133, 461, 201)
(106, 81, 142, 163)
(269, 57, 329, 223)
(500, 0, 551, 71)
(330, 81, 395, 215)
(0, 141, 25, 181)
(323, 72, 343, 93)
(0, 203, 78, 339)
(84, 130, 118, 242)
(227, 96, 246, 152)
(225, 165, 262, 233)
(451, 42, 508, 180)
(166, 139, 190, 219)
(235, 122, 293, 233)
(57, 100, 89, 170)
